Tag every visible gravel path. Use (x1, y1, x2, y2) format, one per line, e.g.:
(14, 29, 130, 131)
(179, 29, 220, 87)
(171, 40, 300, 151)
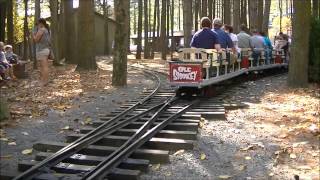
(0, 69, 156, 174)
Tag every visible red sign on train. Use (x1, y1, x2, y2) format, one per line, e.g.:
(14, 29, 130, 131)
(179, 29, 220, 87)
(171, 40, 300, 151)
(169, 63, 202, 83)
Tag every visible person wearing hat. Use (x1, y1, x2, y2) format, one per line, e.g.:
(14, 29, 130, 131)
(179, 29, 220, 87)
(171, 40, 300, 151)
(0, 42, 16, 80)
(190, 17, 221, 50)
(212, 18, 236, 54)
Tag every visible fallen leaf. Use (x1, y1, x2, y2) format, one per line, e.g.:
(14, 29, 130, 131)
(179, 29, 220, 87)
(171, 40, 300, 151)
(218, 175, 232, 179)
(61, 126, 71, 130)
(173, 149, 185, 156)
(245, 156, 251, 160)
(8, 142, 16, 146)
(269, 173, 274, 176)
(152, 164, 160, 171)
(200, 153, 206, 160)
(21, 132, 29, 136)
(290, 153, 297, 159)
(296, 165, 312, 170)
(0, 138, 9, 142)
(237, 165, 246, 171)
(22, 148, 33, 155)
(0, 155, 12, 159)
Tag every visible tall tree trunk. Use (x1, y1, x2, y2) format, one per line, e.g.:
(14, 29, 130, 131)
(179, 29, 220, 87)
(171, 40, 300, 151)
(49, 0, 60, 65)
(202, 0, 208, 17)
(23, 0, 28, 60)
(194, 0, 199, 31)
(288, 0, 311, 88)
(133, 3, 137, 35)
(0, 2, 6, 42)
(170, 0, 174, 59)
(103, 0, 110, 55)
(262, 0, 271, 34)
(208, 0, 213, 20)
(240, 0, 247, 26)
(112, 0, 129, 86)
(279, 0, 283, 32)
(160, 0, 167, 60)
(77, 0, 96, 70)
(151, 0, 159, 58)
(144, 0, 150, 58)
(33, 0, 40, 69)
(183, 0, 192, 48)
(6, 0, 14, 45)
(224, 0, 230, 24)
(257, 0, 264, 31)
(233, 0, 240, 32)
(136, 0, 143, 59)
(249, 0, 257, 30)
(178, 0, 181, 30)
(212, 0, 216, 19)
(313, 0, 319, 18)
(63, 0, 76, 64)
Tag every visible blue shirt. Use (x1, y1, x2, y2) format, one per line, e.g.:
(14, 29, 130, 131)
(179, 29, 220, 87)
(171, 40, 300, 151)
(190, 28, 219, 49)
(263, 36, 273, 49)
(213, 28, 234, 49)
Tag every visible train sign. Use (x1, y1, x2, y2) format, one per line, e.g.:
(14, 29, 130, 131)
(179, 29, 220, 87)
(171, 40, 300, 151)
(169, 62, 203, 83)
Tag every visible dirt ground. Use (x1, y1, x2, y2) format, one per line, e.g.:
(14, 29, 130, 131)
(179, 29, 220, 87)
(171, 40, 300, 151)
(140, 74, 319, 180)
(0, 59, 156, 174)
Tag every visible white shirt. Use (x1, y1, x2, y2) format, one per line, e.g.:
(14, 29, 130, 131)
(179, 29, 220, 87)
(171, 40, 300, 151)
(229, 33, 240, 53)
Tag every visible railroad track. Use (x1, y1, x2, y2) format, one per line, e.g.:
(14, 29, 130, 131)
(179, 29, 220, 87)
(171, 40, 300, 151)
(4, 66, 230, 180)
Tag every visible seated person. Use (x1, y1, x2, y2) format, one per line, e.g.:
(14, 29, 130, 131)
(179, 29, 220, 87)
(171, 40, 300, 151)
(4, 45, 19, 64)
(249, 29, 266, 66)
(190, 17, 221, 50)
(0, 42, 15, 80)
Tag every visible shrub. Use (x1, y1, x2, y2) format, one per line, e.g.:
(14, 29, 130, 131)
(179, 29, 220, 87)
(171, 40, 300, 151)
(309, 17, 320, 83)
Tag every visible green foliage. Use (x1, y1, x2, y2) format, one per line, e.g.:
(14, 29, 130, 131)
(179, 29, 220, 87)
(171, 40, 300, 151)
(309, 17, 320, 82)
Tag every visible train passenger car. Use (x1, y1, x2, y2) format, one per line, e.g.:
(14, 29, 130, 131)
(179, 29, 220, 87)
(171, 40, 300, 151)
(169, 48, 288, 96)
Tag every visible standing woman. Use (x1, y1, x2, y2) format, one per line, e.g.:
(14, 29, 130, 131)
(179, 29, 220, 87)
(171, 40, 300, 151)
(32, 18, 51, 86)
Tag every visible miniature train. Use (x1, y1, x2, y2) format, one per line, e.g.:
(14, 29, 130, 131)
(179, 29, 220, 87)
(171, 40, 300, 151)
(169, 48, 288, 96)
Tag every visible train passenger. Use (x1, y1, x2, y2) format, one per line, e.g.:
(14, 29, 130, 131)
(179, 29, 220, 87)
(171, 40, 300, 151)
(212, 18, 236, 54)
(224, 25, 240, 54)
(249, 29, 266, 66)
(260, 32, 273, 64)
(190, 17, 221, 50)
(237, 24, 251, 49)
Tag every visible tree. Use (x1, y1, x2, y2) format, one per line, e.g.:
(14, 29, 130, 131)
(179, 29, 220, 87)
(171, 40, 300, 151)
(151, 0, 159, 58)
(136, 0, 143, 59)
(77, 0, 96, 70)
(170, 0, 174, 58)
(0, 1, 6, 42)
(6, 0, 14, 45)
(112, 0, 129, 86)
(144, 0, 150, 58)
(183, 0, 192, 48)
(103, 0, 110, 55)
(63, 0, 76, 64)
(224, 0, 230, 24)
(233, 0, 240, 32)
(279, 0, 283, 32)
(249, 0, 258, 30)
(49, 0, 60, 65)
(160, 0, 167, 60)
(240, 0, 247, 26)
(262, 0, 271, 34)
(194, 0, 199, 31)
(257, 0, 264, 31)
(202, 0, 208, 17)
(23, 0, 28, 60)
(288, 0, 311, 88)
(313, 0, 319, 18)
(208, 0, 213, 20)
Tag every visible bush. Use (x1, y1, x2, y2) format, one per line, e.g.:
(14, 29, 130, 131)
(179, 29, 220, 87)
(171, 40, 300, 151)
(309, 17, 320, 82)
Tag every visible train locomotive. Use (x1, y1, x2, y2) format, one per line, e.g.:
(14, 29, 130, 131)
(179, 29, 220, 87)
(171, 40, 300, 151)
(169, 48, 288, 96)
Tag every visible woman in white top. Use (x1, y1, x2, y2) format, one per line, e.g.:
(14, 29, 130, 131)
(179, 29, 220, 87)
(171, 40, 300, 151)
(224, 25, 241, 54)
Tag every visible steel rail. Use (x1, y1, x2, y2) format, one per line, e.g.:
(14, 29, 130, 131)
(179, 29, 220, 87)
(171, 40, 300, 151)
(85, 99, 200, 180)
(82, 96, 178, 179)
(14, 67, 164, 180)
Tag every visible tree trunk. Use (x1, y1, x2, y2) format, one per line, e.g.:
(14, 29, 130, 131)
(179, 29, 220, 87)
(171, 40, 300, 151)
(178, 0, 181, 30)
(212, 0, 216, 19)
(133, 3, 137, 35)
(288, 0, 311, 88)
(279, 0, 283, 32)
(313, 0, 319, 18)
(194, 0, 199, 31)
(240, 0, 247, 26)
(77, 0, 96, 70)
(49, 0, 60, 65)
(144, 0, 150, 58)
(262, 0, 271, 34)
(136, 0, 143, 59)
(233, 0, 240, 32)
(170, 0, 174, 59)
(224, 0, 230, 24)
(103, 0, 110, 55)
(249, 0, 257, 30)
(0, 2, 6, 42)
(33, 0, 40, 69)
(151, 0, 159, 58)
(257, 0, 264, 31)
(202, 0, 208, 17)
(208, 0, 213, 20)
(23, 0, 28, 60)
(6, 0, 14, 45)
(112, 0, 129, 86)
(160, 0, 167, 60)
(63, 0, 76, 64)
(183, 0, 192, 48)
